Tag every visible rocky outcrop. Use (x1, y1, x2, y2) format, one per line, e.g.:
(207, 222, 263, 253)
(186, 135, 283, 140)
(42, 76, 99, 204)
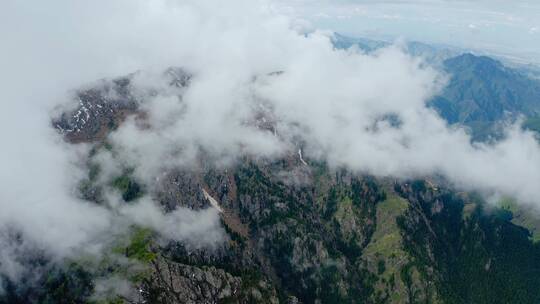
(144, 257, 278, 304)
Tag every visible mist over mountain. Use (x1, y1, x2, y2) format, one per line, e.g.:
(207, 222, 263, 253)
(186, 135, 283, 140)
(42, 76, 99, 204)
(432, 54, 540, 139)
(2, 1, 540, 303)
(333, 34, 540, 140)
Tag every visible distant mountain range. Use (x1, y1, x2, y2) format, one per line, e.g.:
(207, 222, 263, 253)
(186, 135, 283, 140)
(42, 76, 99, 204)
(331, 33, 460, 65)
(333, 34, 540, 141)
(432, 54, 540, 140)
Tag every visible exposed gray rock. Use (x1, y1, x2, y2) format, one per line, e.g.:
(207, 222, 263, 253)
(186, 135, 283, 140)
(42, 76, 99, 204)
(144, 257, 278, 304)
(155, 169, 210, 212)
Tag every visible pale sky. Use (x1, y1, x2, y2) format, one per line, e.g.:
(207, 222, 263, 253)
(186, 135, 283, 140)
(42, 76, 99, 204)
(274, 0, 540, 64)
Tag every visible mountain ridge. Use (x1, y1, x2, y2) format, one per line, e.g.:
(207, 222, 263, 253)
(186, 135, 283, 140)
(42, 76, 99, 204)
(4, 62, 540, 303)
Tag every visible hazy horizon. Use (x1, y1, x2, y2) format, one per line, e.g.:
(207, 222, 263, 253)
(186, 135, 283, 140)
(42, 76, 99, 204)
(274, 0, 540, 64)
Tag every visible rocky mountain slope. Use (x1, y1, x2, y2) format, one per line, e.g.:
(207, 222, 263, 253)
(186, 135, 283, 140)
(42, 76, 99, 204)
(2, 62, 540, 304)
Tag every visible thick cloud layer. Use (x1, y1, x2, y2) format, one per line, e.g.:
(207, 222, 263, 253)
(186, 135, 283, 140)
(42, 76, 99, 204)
(1, 0, 540, 289)
(0, 0, 241, 284)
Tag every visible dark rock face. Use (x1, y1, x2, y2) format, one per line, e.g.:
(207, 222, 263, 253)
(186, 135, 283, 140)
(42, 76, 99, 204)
(155, 169, 211, 212)
(145, 258, 245, 304)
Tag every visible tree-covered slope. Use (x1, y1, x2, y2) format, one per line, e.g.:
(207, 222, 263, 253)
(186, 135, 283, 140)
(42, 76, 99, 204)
(3, 155, 540, 303)
(430, 53, 540, 140)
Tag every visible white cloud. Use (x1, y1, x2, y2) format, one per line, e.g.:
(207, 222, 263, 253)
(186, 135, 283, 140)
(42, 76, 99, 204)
(0, 0, 243, 284)
(2, 0, 540, 291)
